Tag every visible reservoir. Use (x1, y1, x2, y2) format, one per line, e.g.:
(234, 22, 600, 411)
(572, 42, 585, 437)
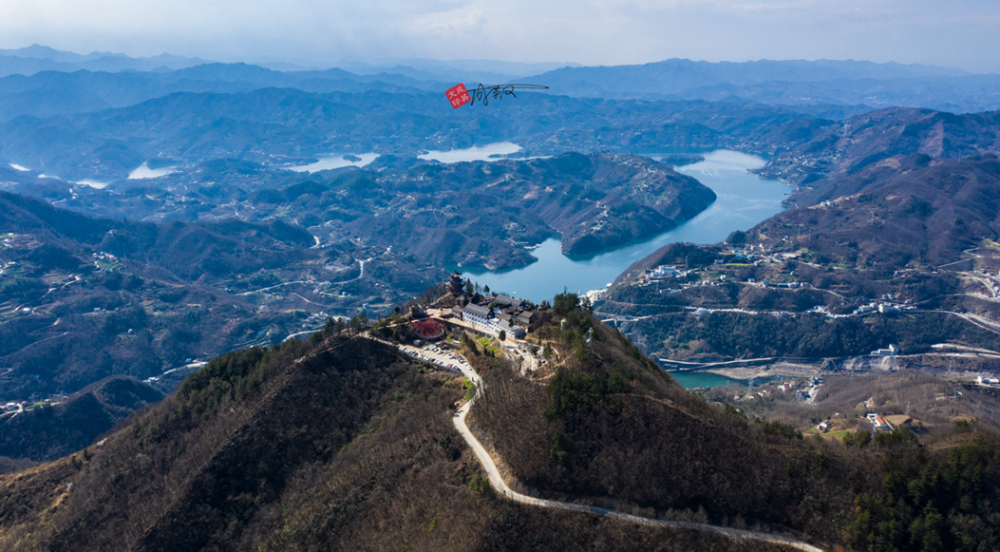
(419, 141, 522, 163)
(668, 370, 785, 389)
(460, 150, 789, 302)
(129, 162, 178, 180)
(74, 179, 110, 189)
(669, 371, 744, 389)
(289, 153, 380, 173)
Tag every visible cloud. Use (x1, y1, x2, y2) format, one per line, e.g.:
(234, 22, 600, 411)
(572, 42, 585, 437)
(410, 8, 486, 36)
(0, 0, 996, 72)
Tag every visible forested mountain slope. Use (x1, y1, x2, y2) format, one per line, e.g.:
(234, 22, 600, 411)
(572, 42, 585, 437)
(755, 153, 1000, 267)
(4, 295, 997, 551)
(0, 191, 406, 405)
(759, 107, 1000, 188)
(0, 376, 163, 464)
(471, 294, 1000, 551)
(0, 330, 787, 552)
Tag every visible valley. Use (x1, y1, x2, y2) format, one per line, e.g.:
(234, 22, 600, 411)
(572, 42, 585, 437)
(460, 150, 788, 300)
(4, 290, 996, 551)
(595, 111, 1000, 396)
(1, 45, 1000, 551)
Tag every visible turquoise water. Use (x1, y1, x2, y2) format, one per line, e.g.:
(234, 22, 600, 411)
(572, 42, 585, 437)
(668, 371, 745, 389)
(459, 150, 790, 302)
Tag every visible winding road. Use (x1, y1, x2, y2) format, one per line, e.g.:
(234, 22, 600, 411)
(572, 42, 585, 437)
(448, 355, 824, 551)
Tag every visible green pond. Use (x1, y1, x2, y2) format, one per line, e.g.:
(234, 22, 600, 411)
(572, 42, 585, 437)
(668, 371, 746, 389)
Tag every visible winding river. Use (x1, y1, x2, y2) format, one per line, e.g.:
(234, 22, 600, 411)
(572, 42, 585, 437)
(460, 150, 789, 302)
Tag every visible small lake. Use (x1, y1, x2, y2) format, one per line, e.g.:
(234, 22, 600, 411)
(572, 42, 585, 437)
(288, 153, 379, 173)
(419, 141, 521, 163)
(669, 371, 786, 389)
(459, 150, 789, 302)
(74, 179, 109, 189)
(669, 371, 745, 389)
(129, 162, 178, 180)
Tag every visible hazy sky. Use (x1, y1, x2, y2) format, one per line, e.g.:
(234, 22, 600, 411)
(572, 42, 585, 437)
(2, 0, 998, 72)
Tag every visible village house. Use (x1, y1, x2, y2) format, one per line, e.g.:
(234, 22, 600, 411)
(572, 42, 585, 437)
(871, 344, 899, 357)
(650, 265, 681, 278)
(978, 375, 1000, 387)
(867, 413, 891, 431)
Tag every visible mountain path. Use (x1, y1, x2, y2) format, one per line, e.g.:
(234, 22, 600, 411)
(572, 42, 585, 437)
(350, 332, 823, 550)
(449, 368, 825, 551)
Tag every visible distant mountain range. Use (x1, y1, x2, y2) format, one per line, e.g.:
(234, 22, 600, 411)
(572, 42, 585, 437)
(525, 58, 1000, 113)
(529, 58, 969, 93)
(0, 45, 572, 85)
(331, 57, 580, 85)
(0, 87, 841, 181)
(0, 63, 450, 121)
(0, 44, 210, 77)
(1, 45, 999, 117)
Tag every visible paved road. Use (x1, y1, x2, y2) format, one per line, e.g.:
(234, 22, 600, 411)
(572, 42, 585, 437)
(143, 361, 207, 384)
(238, 280, 312, 296)
(236, 258, 369, 296)
(448, 360, 824, 551)
(356, 332, 823, 550)
(931, 309, 1000, 336)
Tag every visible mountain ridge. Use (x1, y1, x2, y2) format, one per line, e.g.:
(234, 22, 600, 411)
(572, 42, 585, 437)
(0, 329, 796, 551)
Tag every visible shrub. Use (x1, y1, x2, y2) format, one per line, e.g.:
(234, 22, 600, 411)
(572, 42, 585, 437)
(543, 368, 626, 420)
(468, 471, 490, 492)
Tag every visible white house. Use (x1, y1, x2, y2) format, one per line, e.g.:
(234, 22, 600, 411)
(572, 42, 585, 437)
(462, 303, 527, 338)
(497, 319, 525, 339)
(462, 304, 498, 332)
(871, 344, 899, 357)
(651, 265, 681, 278)
(978, 375, 1000, 387)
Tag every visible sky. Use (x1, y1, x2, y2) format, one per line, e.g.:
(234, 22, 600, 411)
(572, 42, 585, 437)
(1, 0, 998, 73)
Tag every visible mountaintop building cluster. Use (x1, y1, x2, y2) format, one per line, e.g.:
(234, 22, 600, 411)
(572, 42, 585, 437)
(445, 271, 538, 339)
